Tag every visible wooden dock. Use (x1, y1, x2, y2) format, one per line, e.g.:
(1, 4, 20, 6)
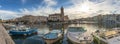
(0, 23, 14, 44)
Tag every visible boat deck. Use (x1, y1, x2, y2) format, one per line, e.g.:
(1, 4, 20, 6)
(67, 32, 93, 43)
(108, 35, 120, 44)
(94, 29, 120, 44)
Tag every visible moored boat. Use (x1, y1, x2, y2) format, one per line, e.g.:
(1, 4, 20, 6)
(43, 30, 62, 44)
(9, 27, 37, 36)
(93, 28, 120, 44)
(67, 27, 93, 44)
(3, 23, 16, 30)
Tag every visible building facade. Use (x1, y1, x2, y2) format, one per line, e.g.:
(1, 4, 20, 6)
(9, 15, 48, 24)
(48, 7, 69, 22)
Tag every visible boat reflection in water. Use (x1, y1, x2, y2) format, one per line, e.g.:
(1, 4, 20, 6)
(67, 27, 93, 44)
(23, 35, 45, 44)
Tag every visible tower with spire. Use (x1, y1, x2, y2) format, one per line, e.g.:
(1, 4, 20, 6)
(48, 6, 69, 22)
(61, 6, 64, 21)
(61, 6, 64, 16)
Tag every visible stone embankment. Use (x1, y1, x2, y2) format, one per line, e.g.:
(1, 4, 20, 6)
(0, 23, 14, 44)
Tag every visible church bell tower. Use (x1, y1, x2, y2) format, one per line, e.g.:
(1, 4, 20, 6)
(61, 6, 64, 21)
(61, 6, 64, 16)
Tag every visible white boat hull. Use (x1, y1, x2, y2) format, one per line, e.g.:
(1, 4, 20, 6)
(67, 32, 93, 44)
(43, 34, 62, 44)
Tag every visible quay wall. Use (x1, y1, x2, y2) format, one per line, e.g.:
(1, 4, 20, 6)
(0, 23, 14, 44)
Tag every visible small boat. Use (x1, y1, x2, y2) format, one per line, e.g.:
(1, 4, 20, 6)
(67, 27, 93, 44)
(3, 23, 16, 30)
(9, 27, 37, 36)
(43, 30, 62, 44)
(93, 28, 120, 44)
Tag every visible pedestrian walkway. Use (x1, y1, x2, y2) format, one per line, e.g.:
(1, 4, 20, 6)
(0, 23, 14, 44)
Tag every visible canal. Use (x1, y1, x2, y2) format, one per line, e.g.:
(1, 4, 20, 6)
(10, 23, 113, 44)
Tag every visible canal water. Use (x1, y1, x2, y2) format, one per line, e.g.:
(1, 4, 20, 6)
(10, 23, 112, 44)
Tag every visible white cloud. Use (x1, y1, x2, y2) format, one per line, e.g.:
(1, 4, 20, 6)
(44, 0, 57, 7)
(18, 0, 120, 19)
(20, 0, 58, 16)
(21, 0, 26, 4)
(0, 10, 21, 20)
(20, 7, 59, 16)
(63, 0, 120, 19)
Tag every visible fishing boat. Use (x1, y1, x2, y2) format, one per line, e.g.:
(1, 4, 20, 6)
(9, 27, 37, 36)
(43, 30, 62, 44)
(93, 28, 120, 44)
(67, 27, 93, 44)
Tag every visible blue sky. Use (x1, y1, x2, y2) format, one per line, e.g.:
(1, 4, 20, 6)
(0, 0, 120, 20)
(0, 0, 72, 11)
(0, 0, 40, 11)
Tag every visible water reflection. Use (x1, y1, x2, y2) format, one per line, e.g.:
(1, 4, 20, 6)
(23, 35, 45, 44)
(11, 23, 114, 44)
(12, 35, 31, 44)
